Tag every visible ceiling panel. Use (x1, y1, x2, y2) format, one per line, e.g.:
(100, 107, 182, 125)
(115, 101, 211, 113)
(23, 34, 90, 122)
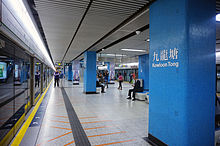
(101, 29, 149, 57)
(34, 0, 90, 61)
(64, 0, 150, 61)
(89, 11, 149, 53)
(34, 0, 151, 62)
(35, 0, 219, 63)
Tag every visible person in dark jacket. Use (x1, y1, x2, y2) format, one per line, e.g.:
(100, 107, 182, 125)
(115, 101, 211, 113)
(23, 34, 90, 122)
(127, 79, 143, 101)
(35, 70, 40, 87)
(96, 77, 105, 93)
(54, 70, 60, 87)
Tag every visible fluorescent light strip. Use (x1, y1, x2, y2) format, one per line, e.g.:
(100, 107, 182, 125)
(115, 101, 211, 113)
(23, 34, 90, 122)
(126, 62, 138, 66)
(7, 0, 55, 70)
(121, 49, 146, 52)
(106, 54, 126, 57)
(119, 62, 139, 66)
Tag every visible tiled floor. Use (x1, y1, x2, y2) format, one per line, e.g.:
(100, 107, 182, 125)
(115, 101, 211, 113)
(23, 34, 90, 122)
(20, 79, 150, 146)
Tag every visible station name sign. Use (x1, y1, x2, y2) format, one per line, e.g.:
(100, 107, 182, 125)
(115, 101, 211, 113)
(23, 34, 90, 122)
(152, 48, 179, 68)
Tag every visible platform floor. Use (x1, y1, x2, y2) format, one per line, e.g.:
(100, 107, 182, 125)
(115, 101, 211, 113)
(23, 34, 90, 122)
(15, 79, 150, 146)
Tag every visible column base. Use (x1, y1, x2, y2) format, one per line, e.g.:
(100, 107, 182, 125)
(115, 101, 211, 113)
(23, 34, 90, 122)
(73, 83, 79, 85)
(143, 133, 167, 146)
(83, 91, 97, 94)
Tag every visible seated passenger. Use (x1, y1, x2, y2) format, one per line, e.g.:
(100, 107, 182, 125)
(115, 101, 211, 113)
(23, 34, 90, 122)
(127, 79, 143, 101)
(96, 77, 105, 93)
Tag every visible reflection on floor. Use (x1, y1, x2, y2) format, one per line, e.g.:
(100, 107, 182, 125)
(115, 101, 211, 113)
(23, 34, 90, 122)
(20, 79, 150, 146)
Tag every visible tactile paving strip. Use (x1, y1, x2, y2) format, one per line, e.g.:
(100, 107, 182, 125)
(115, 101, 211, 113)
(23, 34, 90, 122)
(61, 87, 91, 146)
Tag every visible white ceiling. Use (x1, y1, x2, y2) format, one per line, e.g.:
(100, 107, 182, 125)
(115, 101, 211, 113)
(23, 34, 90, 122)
(34, 0, 150, 63)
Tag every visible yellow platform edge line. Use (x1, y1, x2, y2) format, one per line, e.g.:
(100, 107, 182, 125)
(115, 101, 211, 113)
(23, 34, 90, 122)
(11, 80, 52, 146)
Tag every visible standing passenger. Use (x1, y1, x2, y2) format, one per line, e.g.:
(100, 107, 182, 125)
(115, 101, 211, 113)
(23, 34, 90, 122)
(35, 70, 40, 87)
(118, 73, 123, 90)
(129, 73, 133, 83)
(54, 70, 60, 87)
(132, 72, 136, 80)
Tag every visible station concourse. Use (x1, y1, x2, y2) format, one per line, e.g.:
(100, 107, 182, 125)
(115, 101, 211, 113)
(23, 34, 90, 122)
(0, 0, 219, 146)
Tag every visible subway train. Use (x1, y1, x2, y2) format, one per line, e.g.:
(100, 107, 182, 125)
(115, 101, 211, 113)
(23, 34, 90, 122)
(97, 66, 138, 82)
(115, 68, 138, 82)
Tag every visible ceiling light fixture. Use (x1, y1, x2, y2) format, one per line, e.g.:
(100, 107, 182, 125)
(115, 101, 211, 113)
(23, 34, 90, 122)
(135, 31, 141, 35)
(216, 52, 220, 58)
(121, 49, 146, 52)
(217, 14, 220, 22)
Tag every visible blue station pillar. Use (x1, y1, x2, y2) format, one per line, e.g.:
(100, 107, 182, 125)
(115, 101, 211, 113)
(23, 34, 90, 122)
(138, 54, 149, 90)
(68, 63, 72, 81)
(83, 51, 96, 93)
(149, 0, 215, 145)
(105, 62, 110, 82)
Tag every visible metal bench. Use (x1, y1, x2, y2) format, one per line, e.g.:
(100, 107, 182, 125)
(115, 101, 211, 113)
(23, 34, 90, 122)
(136, 91, 149, 103)
(96, 87, 102, 94)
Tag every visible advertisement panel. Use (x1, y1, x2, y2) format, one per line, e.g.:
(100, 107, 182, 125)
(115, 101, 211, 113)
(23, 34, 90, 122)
(0, 62, 6, 79)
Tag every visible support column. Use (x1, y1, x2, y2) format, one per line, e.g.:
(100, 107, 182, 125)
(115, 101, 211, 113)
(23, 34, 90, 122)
(138, 54, 149, 90)
(40, 63, 43, 94)
(109, 62, 115, 81)
(64, 64, 66, 77)
(30, 56, 35, 106)
(72, 60, 80, 85)
(148, 0, 215, 145)
(45, 66, 48, 87)
(103, 62, 111, 82)
(20, 62, 25, 83)
(83, 51, 96, 94)
(47, 67, 49, 83)
(106, 62, 111, 82)
(68, 63, 73, 81)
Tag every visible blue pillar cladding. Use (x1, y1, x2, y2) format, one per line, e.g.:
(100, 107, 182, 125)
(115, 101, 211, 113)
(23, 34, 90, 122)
(68, 64, 72, 81)
(83, 51, 96, 93)
(138, 54, 149, 90)
(105, 62, 110, 82)
(149, 0, 215, 145)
